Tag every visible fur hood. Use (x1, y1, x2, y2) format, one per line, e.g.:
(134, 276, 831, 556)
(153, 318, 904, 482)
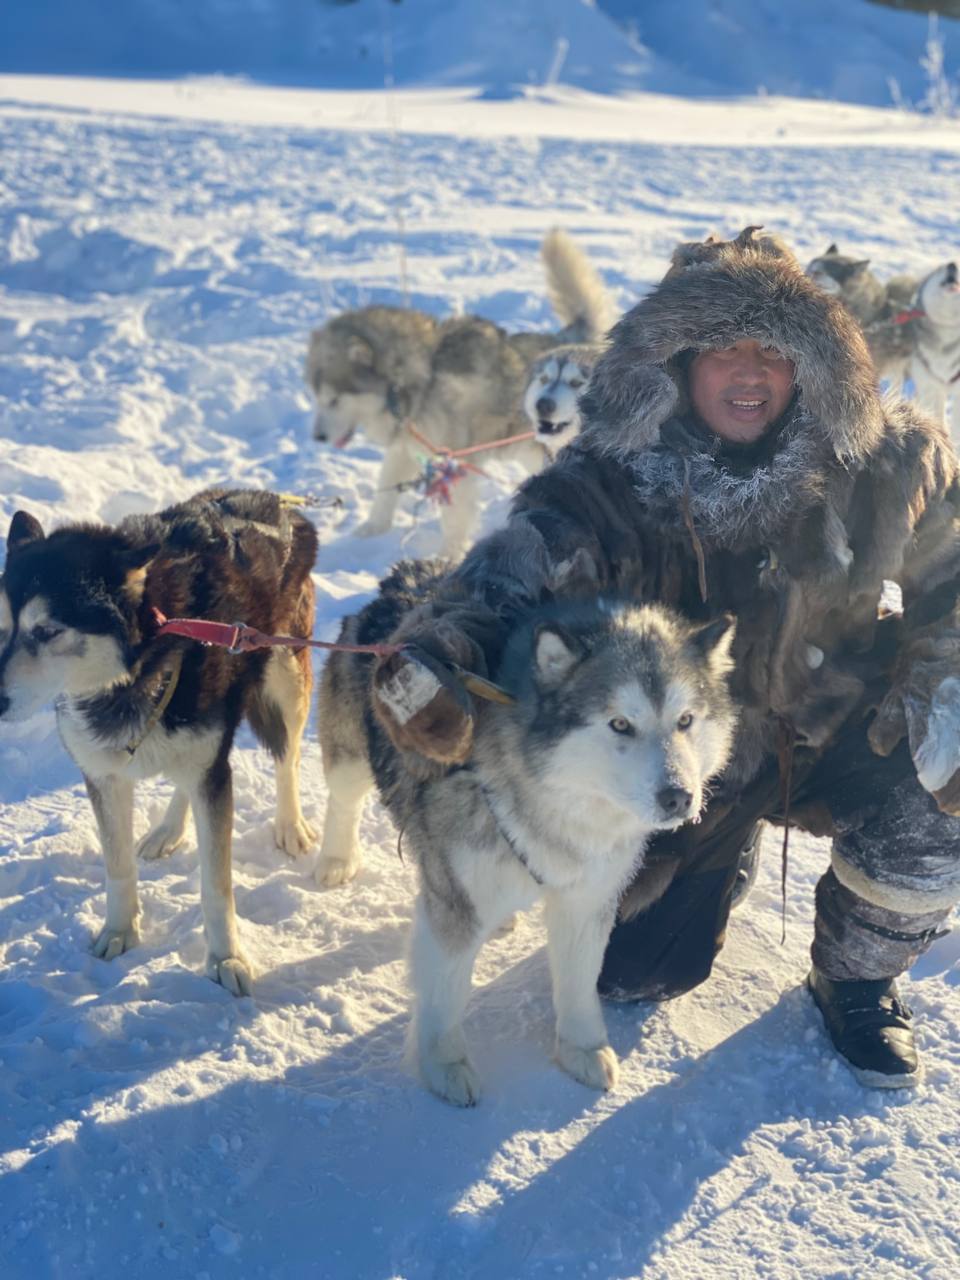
(580, 227, 885, 465)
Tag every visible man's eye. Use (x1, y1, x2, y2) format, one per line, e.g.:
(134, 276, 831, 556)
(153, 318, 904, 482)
(32, 624, 63, 644)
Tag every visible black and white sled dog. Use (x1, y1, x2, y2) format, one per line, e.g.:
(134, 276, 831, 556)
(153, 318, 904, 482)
(315, 562, 738, 1105)
(0, 490, 318, 997)
(306, 230, 614, 557)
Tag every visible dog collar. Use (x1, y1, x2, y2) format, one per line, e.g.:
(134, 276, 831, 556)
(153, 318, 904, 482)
(467, 769, 545, 887)
(125, 651, 183, 757)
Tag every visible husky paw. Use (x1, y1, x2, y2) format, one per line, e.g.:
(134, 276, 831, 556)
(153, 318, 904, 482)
(137, 824, 186, 862)
(555, 1040, 619, 1092)
(420, 1055, 482, 1107)
(92, 923, 141, 960)
(314, 853, 361, 888)
(206, 953, 254, 997)
(274, 814, 317, 858)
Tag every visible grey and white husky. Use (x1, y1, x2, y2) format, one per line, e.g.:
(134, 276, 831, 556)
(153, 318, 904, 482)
(315, 561, 738, 1105)
(0, 490, 318, 996)
(306, 230, 614, 556)
(895, 261, 960, 435)
(521, 341, 604, 450)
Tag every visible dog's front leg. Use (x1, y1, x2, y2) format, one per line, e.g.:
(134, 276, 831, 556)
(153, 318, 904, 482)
(189, 761, 252, 996)
(354, 441, 419, 538)
(409, 897, 483, 1106)
(85, 773, 141, 959)
(543, 888, 619, 1091)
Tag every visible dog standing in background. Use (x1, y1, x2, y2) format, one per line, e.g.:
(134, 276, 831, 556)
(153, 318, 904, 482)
(306, 230, 615, 556)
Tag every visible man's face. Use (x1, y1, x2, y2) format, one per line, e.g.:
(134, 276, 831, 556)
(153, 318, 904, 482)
(689, 340, 795, 443)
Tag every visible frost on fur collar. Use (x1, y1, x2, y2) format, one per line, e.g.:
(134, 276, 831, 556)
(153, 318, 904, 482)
(580, 227, 885, 465)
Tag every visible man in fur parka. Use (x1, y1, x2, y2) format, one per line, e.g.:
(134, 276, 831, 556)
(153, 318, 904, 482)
(372, 228, 960, 1088)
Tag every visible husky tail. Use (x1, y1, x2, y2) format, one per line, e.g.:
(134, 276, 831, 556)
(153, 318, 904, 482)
(541, 228, 616, 345)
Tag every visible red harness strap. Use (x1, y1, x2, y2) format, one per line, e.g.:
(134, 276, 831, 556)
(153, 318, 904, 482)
(893, 307, 925, 325)
(150, 609, 401, 658)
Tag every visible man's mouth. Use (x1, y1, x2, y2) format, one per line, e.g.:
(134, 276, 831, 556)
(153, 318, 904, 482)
(724, 397, 768, 422)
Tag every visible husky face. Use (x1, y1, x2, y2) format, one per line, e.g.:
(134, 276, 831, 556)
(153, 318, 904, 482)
(805, 245, 884, 323)
(0, 514, 145, 721)
(523, 347, 596, 451)
(310, 381, 399, 450)
(306, 310, 434, 449)
(503, 605, 737, 837)
(918, 261, 960, 328)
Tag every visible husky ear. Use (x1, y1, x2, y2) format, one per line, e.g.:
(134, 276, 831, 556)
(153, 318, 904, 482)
(851, 260, 872, 275)
(826, 243, 839, 255)
(118, 543, 159, 602)
(7, 511, 45, 556)
(688, 613, 736, 674)
(347, 338, 374, 369)
(534, 625, 582, 685)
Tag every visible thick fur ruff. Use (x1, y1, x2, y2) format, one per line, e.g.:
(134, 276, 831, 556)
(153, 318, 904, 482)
(581, 227, 884, 464)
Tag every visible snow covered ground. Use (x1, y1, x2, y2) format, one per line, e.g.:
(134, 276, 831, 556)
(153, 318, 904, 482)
(0, 79, 959, 1279)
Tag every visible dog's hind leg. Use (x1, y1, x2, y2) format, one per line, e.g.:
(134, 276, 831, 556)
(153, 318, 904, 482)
(188, 760, 252, 997)
(543, 887, 619, 1091)
(409, 897, 483, 1107)
(137, 787, 190, 861)
(315, 754, 372, 887)
(85, 773, 141, 959)
(250, 648, 317, 857)
(355, 440, 419, 538)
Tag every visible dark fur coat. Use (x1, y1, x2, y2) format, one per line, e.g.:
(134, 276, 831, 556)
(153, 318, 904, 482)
(399, 229, 960, 789)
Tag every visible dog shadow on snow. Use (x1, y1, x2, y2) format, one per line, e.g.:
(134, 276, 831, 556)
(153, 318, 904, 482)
(0, 923, 913, 1280)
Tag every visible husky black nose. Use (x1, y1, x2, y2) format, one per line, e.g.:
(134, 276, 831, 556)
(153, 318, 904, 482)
(657, 786, 693, 819)
(536, 396, 556, 417)
(945, 262, 958, 284)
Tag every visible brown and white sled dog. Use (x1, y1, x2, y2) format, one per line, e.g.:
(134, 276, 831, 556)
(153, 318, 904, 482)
(315, 561, 738, 1105)
(306, 230, 614, 557)
(0, 490, 318, 996)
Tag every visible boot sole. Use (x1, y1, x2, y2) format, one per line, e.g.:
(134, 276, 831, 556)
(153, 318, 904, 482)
(849, 1062, 922, 1090)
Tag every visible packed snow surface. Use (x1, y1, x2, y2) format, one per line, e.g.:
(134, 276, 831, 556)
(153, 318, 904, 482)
(0, 79, 959, 1279)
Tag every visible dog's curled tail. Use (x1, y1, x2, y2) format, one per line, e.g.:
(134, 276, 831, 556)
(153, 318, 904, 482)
(541, 228, 616, 345)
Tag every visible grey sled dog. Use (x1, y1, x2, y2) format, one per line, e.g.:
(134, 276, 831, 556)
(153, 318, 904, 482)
(316, 561, 738, 1105)
(306, 230, 614, 557)
(0, 490, 318, 997)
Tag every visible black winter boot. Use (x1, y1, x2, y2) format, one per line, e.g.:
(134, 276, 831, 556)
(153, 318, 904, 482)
(730, 822, 763, 910)
(806, 965, 920, 1089)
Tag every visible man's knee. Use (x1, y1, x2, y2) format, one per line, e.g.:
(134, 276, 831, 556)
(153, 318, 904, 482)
(598, 867, 736, 1002)
(832, 770, 960, 916)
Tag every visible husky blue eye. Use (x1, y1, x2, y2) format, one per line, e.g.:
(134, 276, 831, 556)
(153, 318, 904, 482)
(677, 712, 694, 731)
(609, 716, 633, 735)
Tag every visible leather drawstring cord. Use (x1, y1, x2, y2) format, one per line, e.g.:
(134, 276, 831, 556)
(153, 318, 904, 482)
(776, 717, 797, 945)
(680, 454, 708, 603)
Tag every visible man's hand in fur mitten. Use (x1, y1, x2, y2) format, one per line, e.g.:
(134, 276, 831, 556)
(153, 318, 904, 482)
(372, 619, 485, 764)
(869, 634, 960, 815)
